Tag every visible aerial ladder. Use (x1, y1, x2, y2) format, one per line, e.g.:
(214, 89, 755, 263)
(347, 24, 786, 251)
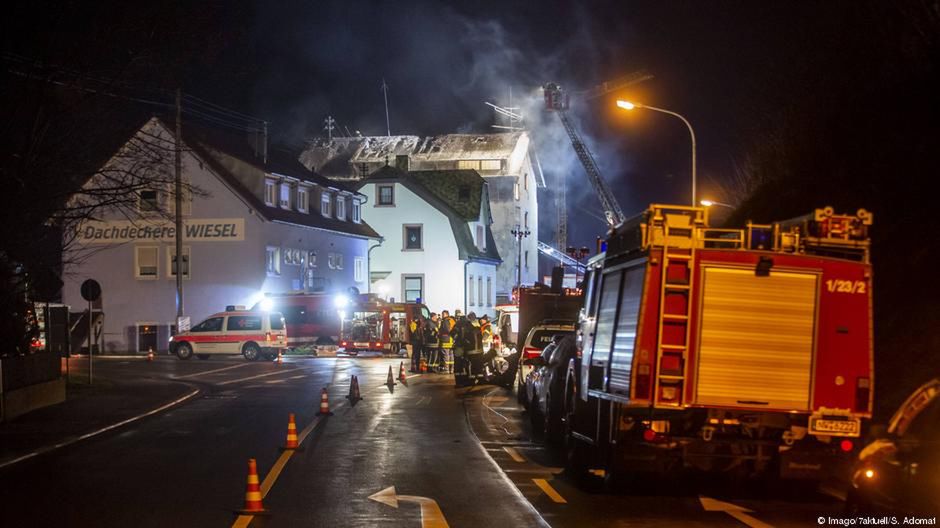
(543, 71, 653, 248)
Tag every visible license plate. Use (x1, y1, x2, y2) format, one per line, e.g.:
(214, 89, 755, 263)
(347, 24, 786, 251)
(354, 342, 370, 347)
(809, 416, 861, 437)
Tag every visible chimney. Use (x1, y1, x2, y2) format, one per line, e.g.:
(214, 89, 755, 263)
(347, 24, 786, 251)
(395, 154, 410, 172)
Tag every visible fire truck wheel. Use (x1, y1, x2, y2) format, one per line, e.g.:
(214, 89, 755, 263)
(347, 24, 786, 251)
(197, 354, 210, 360)
(242, 342, 261, 361)
(175, 342, 193, 360)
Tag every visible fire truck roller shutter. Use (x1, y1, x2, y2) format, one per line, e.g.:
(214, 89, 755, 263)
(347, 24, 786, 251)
(695, 267, 818, 411)
(608, 264, 646, 397)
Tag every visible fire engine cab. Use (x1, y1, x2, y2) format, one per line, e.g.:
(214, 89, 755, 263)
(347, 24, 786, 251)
(564, 204, 874, 481)
(339, 295, 430, 355)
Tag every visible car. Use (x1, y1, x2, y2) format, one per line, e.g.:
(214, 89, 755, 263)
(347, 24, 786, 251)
(846, 378, 939, 516)
(516, 320, 576, 407)
(523, 334, 577, 444)
(169, 308, 288, 361)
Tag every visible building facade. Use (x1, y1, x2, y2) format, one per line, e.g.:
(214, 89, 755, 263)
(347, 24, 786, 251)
(300, 133, 541, 303)
(61, 118, 378, 354)
(354, 166, 500, 319)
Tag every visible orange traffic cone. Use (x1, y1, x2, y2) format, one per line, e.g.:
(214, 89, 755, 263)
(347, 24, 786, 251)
(277, 350, 282, 364)
(235, 458, 268, 515)
(346, 375, 362, 405)
(317, 387, 333, 416)
(280, 413, 301, 451)
(398, 361, 408, 386)
(419, 356, 428, 373)
(386, 365, 395, 393)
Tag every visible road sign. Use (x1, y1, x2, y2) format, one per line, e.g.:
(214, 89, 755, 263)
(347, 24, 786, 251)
(80, 279, 101, 302)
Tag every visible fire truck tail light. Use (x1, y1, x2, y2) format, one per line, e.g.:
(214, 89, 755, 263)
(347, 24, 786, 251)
(642, 429, 657, 442)
(855, 377, 871, 412)
(523, 346, 540, 359)
(840, 439, 854, 452)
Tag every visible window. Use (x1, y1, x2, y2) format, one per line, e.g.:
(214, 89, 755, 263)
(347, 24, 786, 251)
(307, 251, 317, 268)
(167, 246, 191, 279)
(354, 256, 365, 282)
(138, 189, 160, 213)
(297, 187, 309, 212)
(321, 192, 332, 217)
(377, 184, 394, 206)
(190, 317, 223, 332)
(476, 225, 485, 250)
(328, 252, 344, 270)
(469, 275, 475, 306)
(403, 224, 423, 251)
(524, 172, 528, 190)
(269, 313, 285, 330)
(226, 315, 262, 331)
(403, 275, 423, 303)
(478, 276, 483, 308)
(283, 248, 303, 266)
(279, 182, 292, 209)
(266, 246, 281, 276)
(593, 271, 623, 358)
(487, 277, 492, 306)
(336, 196, 346, 220)
(481, 159, 501, 171)
(352, 200, 361, 223)
(135, 246, 158, 279)
(457, 160, 481, 170)
(264, 179, 277, 206)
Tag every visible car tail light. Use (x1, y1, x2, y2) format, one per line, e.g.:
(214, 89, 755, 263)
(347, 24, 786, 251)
(523, 346, 540, 359)
(840, 439, 854, 452)
(634, 364, 651, 399)
(341, 341, 348, 347)
(855, 377, 871, 412)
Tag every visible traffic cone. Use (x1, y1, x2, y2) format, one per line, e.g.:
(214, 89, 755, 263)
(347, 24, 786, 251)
(277, 350, 282, 364)
(235, 458, 268, 515)
(386, 365, 395, 393)
(279, 413, 302, 451)
(398, 361, 408, 386)
(420, 356, 428, 373)
(346, 375, 362, 405)
(317, 387, 333, 416)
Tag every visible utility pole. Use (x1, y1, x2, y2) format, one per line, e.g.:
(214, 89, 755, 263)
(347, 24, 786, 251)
(323, 115, 336, 142)
(511, 227, 531, 289)
(175, 89, 184, 321)
(381, 78, 390, 136)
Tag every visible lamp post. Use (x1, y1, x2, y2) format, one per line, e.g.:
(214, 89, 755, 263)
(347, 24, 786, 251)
(617, 100, 697, 207)
(700, 199, 734, 209)
(511, 227, 531, 289)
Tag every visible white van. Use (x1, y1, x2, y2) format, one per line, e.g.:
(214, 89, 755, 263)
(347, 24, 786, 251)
(169, 309, 287, 361)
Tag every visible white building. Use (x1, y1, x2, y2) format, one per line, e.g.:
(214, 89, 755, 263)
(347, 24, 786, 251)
(61, 118, 379, 354)
(300, 132, 542, 303)
(355, 165, 501, 318)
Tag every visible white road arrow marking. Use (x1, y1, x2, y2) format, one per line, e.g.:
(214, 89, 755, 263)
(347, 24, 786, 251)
(369, 486, 449, 528)
(699, 496, 775, 528)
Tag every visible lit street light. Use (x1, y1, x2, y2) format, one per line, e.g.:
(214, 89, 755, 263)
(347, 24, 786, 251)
(700, 199, 734, 209)
(617, 99, 697, 207)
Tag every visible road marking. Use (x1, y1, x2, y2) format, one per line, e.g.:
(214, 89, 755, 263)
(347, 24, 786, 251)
(503, 446, 526, 463)
(532, 478, 567, 504)
(699, 496, 774, 528)
(0, 388, 200, 470)
(172, 362, 253, 379)
(216, 368, 304, 386)
(264, 379, 285, 384)
(503, 467, 564, 474)
(287, 374, 307, 380)
(369, 486, 450, 528)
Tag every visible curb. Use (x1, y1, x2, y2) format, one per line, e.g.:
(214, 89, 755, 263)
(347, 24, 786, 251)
(0, 383, 201, 470)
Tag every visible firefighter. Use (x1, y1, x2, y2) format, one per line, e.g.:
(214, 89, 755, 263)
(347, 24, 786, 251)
(425, 313, 441, 372)
(409, 315, 425, 373)
(457, 312, 485, 385)
(452, 310, 474, 385)
(439, 310, 456, 374)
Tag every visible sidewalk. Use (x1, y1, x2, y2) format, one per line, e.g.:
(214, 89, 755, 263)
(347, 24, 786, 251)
(0, 374, 198, 469)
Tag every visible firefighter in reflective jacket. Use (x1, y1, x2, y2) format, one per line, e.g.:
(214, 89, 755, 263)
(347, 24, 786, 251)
(439, 310, 456, 373)
(424, 313, 441, 371)
(453, 312, 483, 386)
(409, 316, 425, 373)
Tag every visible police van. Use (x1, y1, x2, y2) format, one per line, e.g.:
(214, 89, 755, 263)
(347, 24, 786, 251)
(169, 307, 287, 361)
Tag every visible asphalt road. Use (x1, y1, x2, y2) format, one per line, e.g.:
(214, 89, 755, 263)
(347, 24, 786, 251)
(0, 355, 851, 527)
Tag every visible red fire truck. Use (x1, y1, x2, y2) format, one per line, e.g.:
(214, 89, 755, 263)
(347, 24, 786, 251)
(250, 293, 342, 349)
(339, 295, 430, 355)
(563, 204, 874, 482)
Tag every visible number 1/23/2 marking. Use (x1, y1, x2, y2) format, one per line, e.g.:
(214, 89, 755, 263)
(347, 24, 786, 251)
(825, 279, 866, 294)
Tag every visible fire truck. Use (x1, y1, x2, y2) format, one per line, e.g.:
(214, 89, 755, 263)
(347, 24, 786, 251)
(339, 294, 430, 355)
(562, 204, 874, 482)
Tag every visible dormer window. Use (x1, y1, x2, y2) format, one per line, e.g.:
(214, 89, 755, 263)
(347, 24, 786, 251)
(476, 224, 485, 250)
(264, 179, 277, 206)
(279, 182, 292, 209)
(336, 196, 346, 221)
(352, 200, 361, 223)
(321, 191, 332, 217)
(297, 187, 309, 213)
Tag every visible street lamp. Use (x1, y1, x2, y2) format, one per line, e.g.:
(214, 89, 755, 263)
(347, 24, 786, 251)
(617, 100, 697, 207)
(511, 227, 531, 288)
(700, 199, 734, 209)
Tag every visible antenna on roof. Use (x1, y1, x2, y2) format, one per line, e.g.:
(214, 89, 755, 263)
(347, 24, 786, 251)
(344, 125, 352, 137)
(323, 115, 336, 142)
(486, 86, 525, 131)
(380, 78, 391, 136)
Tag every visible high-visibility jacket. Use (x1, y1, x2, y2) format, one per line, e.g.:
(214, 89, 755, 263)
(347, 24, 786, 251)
(480, 321, 493, 347)
(439, 316, 456, 349)
(409, 319, 424, 345)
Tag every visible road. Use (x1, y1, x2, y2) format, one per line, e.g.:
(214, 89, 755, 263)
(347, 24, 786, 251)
(0, 356, 848, 527)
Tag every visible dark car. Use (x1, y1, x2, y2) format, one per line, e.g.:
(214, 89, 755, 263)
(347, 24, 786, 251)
(523, 334, 577, 444)
(847, 378, 939, 516)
